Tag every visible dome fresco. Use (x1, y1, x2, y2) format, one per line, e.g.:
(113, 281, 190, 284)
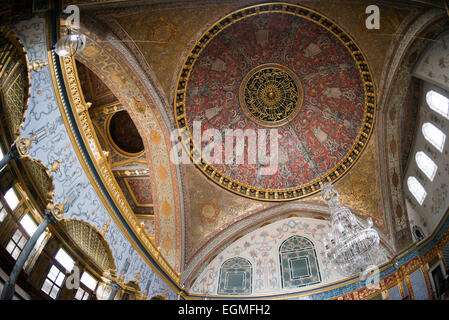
(178, 5, 375, 200)
(1, 0, 448, 302)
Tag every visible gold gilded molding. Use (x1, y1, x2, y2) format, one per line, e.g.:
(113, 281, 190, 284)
(0, 26, 32, 142)
(174, 2, 377, 202)
(18, 155, 55, 210)
(51, 53, 181, 287)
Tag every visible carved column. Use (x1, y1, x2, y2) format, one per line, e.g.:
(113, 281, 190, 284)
(0, 143, 18, 171)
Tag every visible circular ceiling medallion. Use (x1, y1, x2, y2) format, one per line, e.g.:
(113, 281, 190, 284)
(239, 64, 303, 127)
(174, 3, 376, 201)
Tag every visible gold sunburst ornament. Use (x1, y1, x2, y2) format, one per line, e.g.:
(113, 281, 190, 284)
(239, 64, 303, 127)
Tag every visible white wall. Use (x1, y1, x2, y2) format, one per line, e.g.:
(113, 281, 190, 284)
(191, 217, 345, 295)
(404, 81, 449, 241)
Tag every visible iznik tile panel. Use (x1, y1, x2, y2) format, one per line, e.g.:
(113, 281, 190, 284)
(280, 236, 321, 288)
(410, 269, 429, 300)
(388, 285, 401, 300)
(218, 257, 252, 295)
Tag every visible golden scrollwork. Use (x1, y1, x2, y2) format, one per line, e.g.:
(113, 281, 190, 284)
(101, 218, 111, 236)
(15, 135, 36, 157)
(29, 60, 48, 72)
(50, 159, 62, 172)
(47, 199, 67, 221)
(239, 64, 302, 127)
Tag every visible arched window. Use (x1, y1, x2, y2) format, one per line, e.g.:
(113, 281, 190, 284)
(218, 257, 252, 295)
(426, 90, 449, 119)
(407, 176, 427, 205)
(279, 236, 321, 288)
(415, 151, 438, 181)
(422, 123, 446, 152)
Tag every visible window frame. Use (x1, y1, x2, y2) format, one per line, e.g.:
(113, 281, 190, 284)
(41, 248, 75, 300)
(415, 151, 438, 181)
(74, 271, 98, 300)
(407, 176, 427, 205)
(5, 228, 27, 260)
(41, 264, 68, 300)
(426, 90, 449, 120)
(422, 122, 446, 153)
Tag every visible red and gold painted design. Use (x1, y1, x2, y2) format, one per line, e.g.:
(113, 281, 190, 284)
(175, 3, 376, 201)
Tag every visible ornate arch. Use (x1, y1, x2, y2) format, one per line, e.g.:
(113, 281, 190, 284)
(17, 155, 55, 210)
(375, 9, 447, 251)
(58, 14, 185, 272)
(182, 201, 331, 288)
(183, 197, 394, 289)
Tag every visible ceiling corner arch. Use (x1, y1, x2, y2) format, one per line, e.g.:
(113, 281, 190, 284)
(59, 15, 186, 272)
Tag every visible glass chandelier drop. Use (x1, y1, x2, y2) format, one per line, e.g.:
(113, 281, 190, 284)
(55, 33, 86, 57)
(321, 183, 382, 277)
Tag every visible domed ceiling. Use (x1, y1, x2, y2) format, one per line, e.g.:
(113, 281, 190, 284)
(175, 4, 376, 201)
(60, 0, 445, 289)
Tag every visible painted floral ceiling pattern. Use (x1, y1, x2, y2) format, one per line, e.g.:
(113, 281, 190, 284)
(69, 0, 438, 278)
(184, 11, 366, 190)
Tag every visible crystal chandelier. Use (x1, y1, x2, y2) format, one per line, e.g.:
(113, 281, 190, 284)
(55, 33, 86, 57)
(321, 183, 382, 277)
(55, 5, 86, 57)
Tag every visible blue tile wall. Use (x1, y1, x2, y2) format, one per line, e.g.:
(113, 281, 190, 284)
(410, 269, 429, 300)
(388, 285, 401, 300)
